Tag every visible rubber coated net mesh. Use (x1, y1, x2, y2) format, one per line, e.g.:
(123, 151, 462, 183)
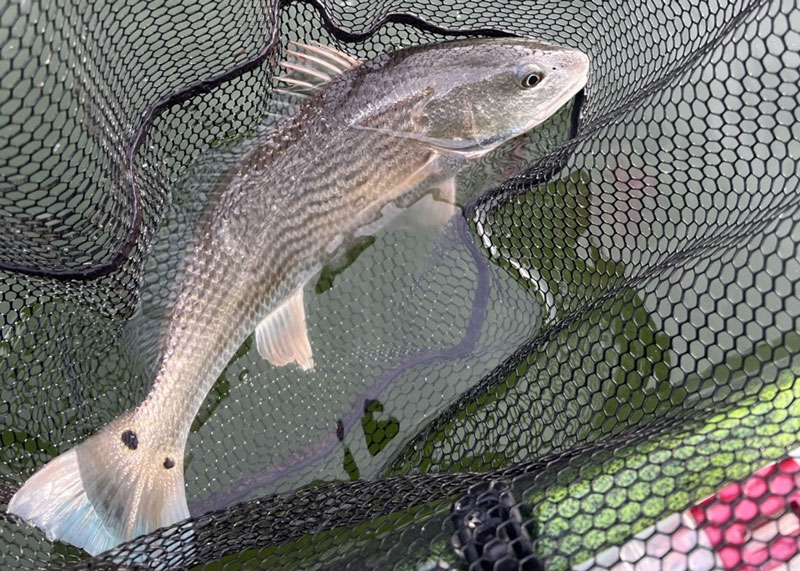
(2, 0, 800, 569)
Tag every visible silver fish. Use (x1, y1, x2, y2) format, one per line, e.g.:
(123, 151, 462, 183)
(8, 37, 590, 554)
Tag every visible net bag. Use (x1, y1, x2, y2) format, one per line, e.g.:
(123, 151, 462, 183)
(1, 0, 799, 569)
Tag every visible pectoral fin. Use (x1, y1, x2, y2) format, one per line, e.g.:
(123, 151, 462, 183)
(383, 177, 458, 235)
(428, 176, 457, 227)
(255, 289, 314, 371)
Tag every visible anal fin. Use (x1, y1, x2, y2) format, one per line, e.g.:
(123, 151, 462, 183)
(255, 289, 314, 371)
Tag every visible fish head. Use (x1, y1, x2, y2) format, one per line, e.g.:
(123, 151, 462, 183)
(365, 38, 590, 156)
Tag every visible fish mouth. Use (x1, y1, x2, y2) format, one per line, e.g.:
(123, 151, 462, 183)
(566, 65, 590, 99)
(460, 67, 590, 157)
(527, 67, 590, 131)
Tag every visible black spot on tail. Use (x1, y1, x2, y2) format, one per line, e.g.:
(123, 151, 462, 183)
(121, 430, 138, 450)
(163, 457, 175, 469)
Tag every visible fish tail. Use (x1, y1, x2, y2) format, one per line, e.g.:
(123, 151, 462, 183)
(7, 411, 189, 555)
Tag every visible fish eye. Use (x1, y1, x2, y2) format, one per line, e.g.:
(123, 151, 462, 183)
(520, 72, 542, 88)
(516, 65, 544, 88)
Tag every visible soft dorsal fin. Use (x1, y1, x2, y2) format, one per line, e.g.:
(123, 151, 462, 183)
(275, 41, 361, 95)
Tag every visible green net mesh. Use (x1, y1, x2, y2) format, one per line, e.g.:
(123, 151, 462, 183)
(2, 0, 800, 569)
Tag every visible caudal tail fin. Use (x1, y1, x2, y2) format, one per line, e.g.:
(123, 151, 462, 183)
(7, 413, 189, 556)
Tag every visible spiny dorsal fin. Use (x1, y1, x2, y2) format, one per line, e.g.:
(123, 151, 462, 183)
(275, 41, 361, 95)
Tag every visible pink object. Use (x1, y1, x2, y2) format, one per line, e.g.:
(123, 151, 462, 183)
(575, 455, 800, 570)
(687, 457, 800, 570)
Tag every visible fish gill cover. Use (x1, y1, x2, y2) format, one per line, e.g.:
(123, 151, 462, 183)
(0, 0, 798, 569)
